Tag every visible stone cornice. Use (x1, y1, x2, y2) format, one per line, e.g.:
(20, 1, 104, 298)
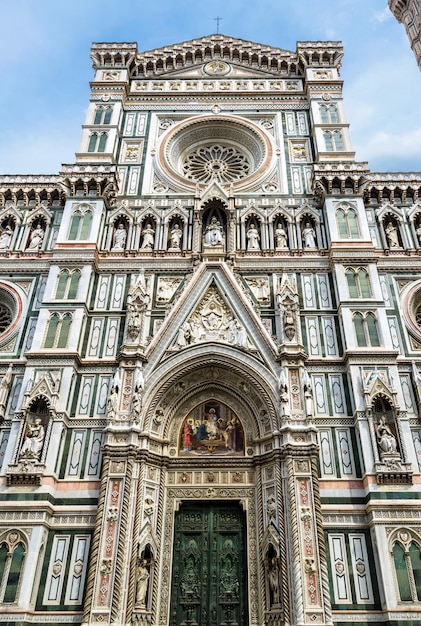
(296, 40, 344, 69)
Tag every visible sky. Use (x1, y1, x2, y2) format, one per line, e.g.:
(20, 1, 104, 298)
(0, 0, 420, 175)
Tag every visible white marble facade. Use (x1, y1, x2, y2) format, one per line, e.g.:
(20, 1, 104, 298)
(0, 33, 420, 626)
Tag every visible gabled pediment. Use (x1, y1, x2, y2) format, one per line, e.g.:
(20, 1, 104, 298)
(133, 33, 299, 79)
(145, 263, 278, 369)
(23, 371, 60, 411)
(362, 370, 395, 408)
(200, 180, 229, 203)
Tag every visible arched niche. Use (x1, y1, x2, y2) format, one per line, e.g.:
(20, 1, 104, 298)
(143, 354, 278, 457)
(201, 199, 228, 250)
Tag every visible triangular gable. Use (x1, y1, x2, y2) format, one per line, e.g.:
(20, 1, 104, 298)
(362, 370, 395, 407)
(200, 180, 229, 204)
(133, 34, 297, 79)
(145, 262, 278, 369)
(22, 371, 59, 412)
(138, 33, 293, 61)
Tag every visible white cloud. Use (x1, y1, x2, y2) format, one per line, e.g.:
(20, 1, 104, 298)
(361, 127, 421, 160)
(372, 7, 392, 24)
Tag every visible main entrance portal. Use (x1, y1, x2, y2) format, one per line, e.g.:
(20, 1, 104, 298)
(169, 502, 248, 626)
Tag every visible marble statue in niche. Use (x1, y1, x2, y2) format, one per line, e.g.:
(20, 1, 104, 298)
(246, 223, 260, 250)
(112, 223, 127, 250)
(204, 217, 223, 247)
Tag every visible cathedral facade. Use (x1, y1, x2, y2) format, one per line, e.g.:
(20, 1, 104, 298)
(0, 34, 421, 626)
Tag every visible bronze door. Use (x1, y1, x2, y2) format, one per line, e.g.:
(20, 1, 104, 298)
(169, 502, 248, 626)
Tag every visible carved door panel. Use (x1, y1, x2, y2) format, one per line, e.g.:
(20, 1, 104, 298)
(169, 502, 248, 626)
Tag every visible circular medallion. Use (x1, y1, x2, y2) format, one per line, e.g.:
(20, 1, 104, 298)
(203, 61, 230, 76)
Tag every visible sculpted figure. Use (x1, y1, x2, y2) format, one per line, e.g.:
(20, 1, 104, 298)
(141, 223, 155, 249)
(267, 495, 277, 520)
(250, 278, 269, 303)
(131, 387, 143, 422)
(157, 278, 177, 303)
(247, 223, 260, 250)
(266, 556, 281, 606)
(0, 364, 12, 418)
(0, 226, 13, 251)
(275, 225, 288, 249)
(135, 559, 150, 607)
(19, 418, 45, 460)
(112, 223, 127, 250)
(107, 386, 118, 420)
(176, 322, 192, 349)
(169, 223, 182, 250)
(283, 305, 296, 338)
(204, 217, 223, 246)
(302, 222, 316, 248)
(27, 224, 45, 250)
(304, 384, 314, 419)
(385, 221, 399, 248)
(226, 318, 248, 348)
(377, 416, 398, 454)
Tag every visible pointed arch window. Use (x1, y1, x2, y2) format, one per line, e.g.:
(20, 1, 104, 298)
(320, 104, 339, 123)
(55, 270, 81, 300)
(324, 130, 344, 151)
(68, 209, 93, 241)
(0, 535, 26, 603)
(353, 312, 380, 347)
(337, 207, 360, 238)
(4, 543, 25, 603)
(44, 313, 72, 349)
(44, 314, 60, 349)
(87, 132, 108, 153)
(57, 314, 72, 349)
(366, 313, 380, 346)
(393, 541, 421, 602)
(346, 268, 371, 298)
(93, 106, 113, 125)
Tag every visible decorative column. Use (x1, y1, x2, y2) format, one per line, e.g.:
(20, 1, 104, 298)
(82, 358, 142, 625)
(280, 387, 333, 626)
(276, 273, 332, 625)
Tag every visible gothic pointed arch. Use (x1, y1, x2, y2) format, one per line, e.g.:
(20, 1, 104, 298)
(200, 180, 229, 205)
(142, 347, 279, 453)
(377, 202, 402, 224)
(24, 204, 53, 227)
(295, 201, 320, 225)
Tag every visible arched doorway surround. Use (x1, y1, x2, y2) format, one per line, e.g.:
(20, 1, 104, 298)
(136, 347, 280, 626)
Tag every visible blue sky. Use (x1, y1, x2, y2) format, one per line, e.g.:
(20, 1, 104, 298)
(0, 0, 420, 174)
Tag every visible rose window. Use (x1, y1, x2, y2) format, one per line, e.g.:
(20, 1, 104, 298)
(182, 144, 251, 184)
(0, 304, 12, 334)
(158, 116, 273, 190)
